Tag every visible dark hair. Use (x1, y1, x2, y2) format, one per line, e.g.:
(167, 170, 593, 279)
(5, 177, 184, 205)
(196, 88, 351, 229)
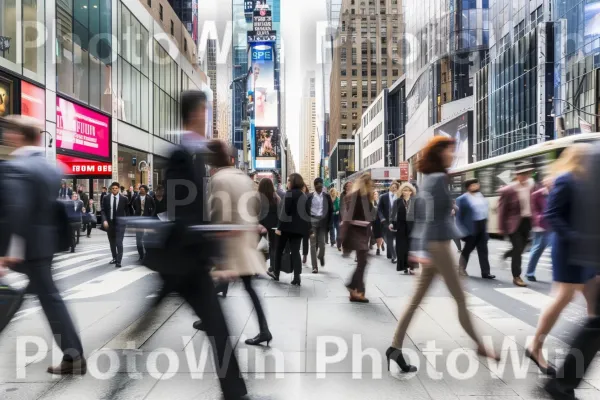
(140, 185, 149, 193)
(120, 186, 125, 191)
(206, 140, 233, 168)
(181, 91, 207, 125)
(258, 178, 277, 206)
(288, 173, 305, 190)
(102, 186, 107, 190)
(314, 177, 323, 186)
(110, 182, 120, 189)
(464, 179, 479, 190)
(156, 185, 164, 192)
(417, 136, 456, 174)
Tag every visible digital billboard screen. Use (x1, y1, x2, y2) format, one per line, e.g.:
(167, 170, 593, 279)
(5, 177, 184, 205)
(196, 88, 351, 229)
(250, 43, 278, 127)
(434, 112, 471, 169)
(56, 97, 110, 159)
(255, 127, 279, 169)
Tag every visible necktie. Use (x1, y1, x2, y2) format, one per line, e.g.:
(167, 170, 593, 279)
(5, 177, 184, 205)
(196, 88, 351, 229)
(141, 198, 145, 216)
(113, 195, 117, 221)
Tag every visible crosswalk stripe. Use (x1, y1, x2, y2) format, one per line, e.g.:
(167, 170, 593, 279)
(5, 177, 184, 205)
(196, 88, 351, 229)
(53, 244, 136, 261)
(63, 266, 155, 300)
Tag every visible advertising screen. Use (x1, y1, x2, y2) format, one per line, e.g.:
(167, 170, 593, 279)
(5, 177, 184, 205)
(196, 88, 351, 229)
(250, 43, 278, 127)
(0, 73, 16, 118)
(56, 97, 110, 158)
(255, 127, 278, 169)
(57, 154, 113, 176)
(434, 112, 471, 169)
(21, 81, 45, 124)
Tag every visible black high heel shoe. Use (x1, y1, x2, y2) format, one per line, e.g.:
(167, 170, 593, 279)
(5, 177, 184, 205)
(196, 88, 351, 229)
(525, 348, 556, 376)
(245, 331, 273, 346)
(386, 347, 417, 373)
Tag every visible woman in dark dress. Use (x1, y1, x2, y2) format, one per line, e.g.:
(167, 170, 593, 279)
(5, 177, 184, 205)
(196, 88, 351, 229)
(301, 184, 310, 264)
(257, 178, 280, 269)
(390, 182, 418, 274)
(527, 144, 597, 376)
(372, 191, 384, 255)
(339, 181, 354, 251)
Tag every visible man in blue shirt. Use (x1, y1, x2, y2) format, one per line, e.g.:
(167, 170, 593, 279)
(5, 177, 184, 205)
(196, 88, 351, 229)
(456, 179, 495, 279)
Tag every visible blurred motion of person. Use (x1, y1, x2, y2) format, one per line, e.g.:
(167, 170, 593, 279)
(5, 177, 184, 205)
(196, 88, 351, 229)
(301, 184, 310, 264)
(388, 136, 499, 374)
(340, 173, 375, 303)
(83, 198, 96, 238)
(132, 184, 155, 261)
(158, 91, 247, 399)
(307, 177, 333, 274)
(329, 188, 341, 248)
(77, 185, 89, 207)
(451, 200, 462, 253)
(58, 181, 73, 200)
(0, 115, 86, 374)
(205, 140, 272, 346)
(372, 191, 384, 255)
(153, 185, 167, 216)
(99, 186, 108, 210)
(101, 182, 129, 268)
(545, 142, 600, 400)
(68, 192, 84, 253)
(527, 144, 597, 378)
(456, 179, 495, 279)
(257, 177, 280, 270)
(525, 177, 552, 282)
(498, 162, 536, 287)
(269, 173, 310, 285)
(390, 182, 419, 275)
(378, 181, 399, 263)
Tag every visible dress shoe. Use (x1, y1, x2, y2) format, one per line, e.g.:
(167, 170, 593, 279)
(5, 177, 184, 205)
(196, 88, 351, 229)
(115, 263, 122, 268)
(386, 347, 417, 373)
(349, 289, 369, 303)
(109, 259, 117, 264)
(312, 267, 318, 274)
(319, 256, 325, 267)
(47, 358, 87, 375)
(70, 248, 75, 253)
(513, 277, 527, 287)
(291, 277, 301, 286)
(544, 378, 576, 400)
(527, 275, 537, 282)
(391, 258, 397, 264)
(193, 320, 206, 331)
(482, 274, 496, 279)
(245, 330, 273, 346)
(138, 255, 144, 261)
(376, 249, 381, 256)
(267, 271, 279, 281)
(302, 255, 307, 264)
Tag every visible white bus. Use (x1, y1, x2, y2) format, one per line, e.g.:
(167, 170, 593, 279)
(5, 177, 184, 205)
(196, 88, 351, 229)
(448, 133, 600, 236)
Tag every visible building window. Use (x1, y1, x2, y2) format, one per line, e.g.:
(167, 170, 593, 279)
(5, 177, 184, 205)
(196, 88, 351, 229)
(184, 39, 187, 52)
(159, 4, 163, 20)
(170, 20, 174, 35)
(147, 0, 151, 6)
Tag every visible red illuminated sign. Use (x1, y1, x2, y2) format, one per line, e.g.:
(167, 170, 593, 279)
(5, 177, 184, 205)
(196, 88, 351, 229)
(57, 154, 112, 176)
(400, 162, 409, 181)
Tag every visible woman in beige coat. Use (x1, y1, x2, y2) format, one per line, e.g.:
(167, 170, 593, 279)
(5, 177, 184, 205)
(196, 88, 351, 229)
(206, 140, 272, 346)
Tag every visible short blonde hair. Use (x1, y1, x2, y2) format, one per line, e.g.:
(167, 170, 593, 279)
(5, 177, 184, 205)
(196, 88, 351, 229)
(398, 182, 416, 196)
(329, 188, 339, 200)
(550, 144, 591, 179)
(351, 173, 374, 201)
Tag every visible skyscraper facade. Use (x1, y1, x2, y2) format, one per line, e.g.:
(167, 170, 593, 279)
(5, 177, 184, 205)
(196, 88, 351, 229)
(207, 39, 218, 139)
(168, 0, 198, 44)
(300, 72, 319, 187)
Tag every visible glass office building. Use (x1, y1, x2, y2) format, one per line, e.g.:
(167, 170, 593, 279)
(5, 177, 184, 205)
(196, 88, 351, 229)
(553, 0, 600, 136)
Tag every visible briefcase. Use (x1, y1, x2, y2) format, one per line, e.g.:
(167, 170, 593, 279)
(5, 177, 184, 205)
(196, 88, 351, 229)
(279, 243, 293, 274)
(0, 280, 24, 333)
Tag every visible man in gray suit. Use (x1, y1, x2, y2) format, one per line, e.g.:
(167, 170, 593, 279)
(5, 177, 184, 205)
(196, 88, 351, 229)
(545, 144, 600, 400)
(0, 116, 86, 375)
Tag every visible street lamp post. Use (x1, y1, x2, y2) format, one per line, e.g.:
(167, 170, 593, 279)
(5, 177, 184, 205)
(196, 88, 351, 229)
(231, 71, 250, 172)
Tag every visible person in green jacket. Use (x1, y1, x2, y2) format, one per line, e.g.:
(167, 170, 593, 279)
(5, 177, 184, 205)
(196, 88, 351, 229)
(330, 188, 341, 250)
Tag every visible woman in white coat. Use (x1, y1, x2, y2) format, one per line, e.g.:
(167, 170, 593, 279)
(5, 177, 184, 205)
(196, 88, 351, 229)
(207, 140, 272, 346)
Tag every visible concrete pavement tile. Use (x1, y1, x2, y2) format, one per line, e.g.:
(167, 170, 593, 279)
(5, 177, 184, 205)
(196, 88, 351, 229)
(264, 280, 291, 297)
(456, 397, 523, 400)
(574, 389, 600, 400)
(36, 372, 158, 400)
(142, 373, 229, 400)
(585, 379, 600, 390)
(236, 348, 305, 373)
(0, 382, 58, 400)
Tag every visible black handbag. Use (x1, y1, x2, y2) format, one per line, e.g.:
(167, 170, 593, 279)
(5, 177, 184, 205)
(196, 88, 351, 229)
(0, 280, 25, 333)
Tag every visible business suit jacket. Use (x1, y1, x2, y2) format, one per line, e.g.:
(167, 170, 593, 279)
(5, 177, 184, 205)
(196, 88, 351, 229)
(390, 195, 418, 236)
(101, 193, 130, 226)
(132, 195, 156, 217)
(100, 192, 107, 210)
(66, 199, 84, 223)
(377, 192, 395, 223)
(307, 191, 333, 228)
(277, 189, 310, 236)
(455, 193, 488, 238)
(411, 173, 462, 254)
(531, 188, 549, 231)
(1, 149, 61, 264)
(497, 183, 534, 235)
(58, 187, 73, 200)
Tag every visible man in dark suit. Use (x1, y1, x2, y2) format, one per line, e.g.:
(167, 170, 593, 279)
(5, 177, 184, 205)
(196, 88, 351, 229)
(132, 184, 155, 260)
(67, 192, 84, 253)
(101, 182, 129, 268)
(545, 144, 600, 400)
(378, 181, 400, 262)
(58, 182, 73, 200)
(99, 186, 107, 210)
(158, 91, 247, 399)
(307, 177, 333, 273)
(0, 115, 85, 374)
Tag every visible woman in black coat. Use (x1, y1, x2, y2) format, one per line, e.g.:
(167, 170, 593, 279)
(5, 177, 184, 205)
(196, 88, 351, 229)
(257, 178, 280, 268)
(269, 173, 310, 286)
(390, 182, 418, 274)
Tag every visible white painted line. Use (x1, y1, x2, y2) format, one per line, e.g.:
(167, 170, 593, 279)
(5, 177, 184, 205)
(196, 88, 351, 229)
(63, 267, 155, 300)
(12, 307, 42, 322)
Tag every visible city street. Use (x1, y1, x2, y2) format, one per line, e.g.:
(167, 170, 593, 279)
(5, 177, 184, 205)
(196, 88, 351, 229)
(1, 232, 599, 399)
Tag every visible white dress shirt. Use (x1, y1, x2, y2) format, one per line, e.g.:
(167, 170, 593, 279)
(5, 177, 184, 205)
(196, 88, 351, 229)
(111, 194, 119, 220)
(311, 191, 325, 217)
(139, 195, 146, 215)
(514, 181, 532, 217)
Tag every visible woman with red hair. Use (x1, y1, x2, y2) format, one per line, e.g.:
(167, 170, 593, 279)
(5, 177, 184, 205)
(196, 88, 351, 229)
(385, 136, 500, 374)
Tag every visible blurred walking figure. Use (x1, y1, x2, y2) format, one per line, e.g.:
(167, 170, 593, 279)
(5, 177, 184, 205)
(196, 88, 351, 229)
(390, 182, 418, 274)
(68, 192, 84, 253)
(153, 185, 167, 216)
(545, 143, 600, 400)
(329, 188, 341, 247)
(341, 173, 375, 303)
(387, 137, 499, 374)
(101, 182, 129, 268)
(58, 181, 73, 200)
(83, 198, 96, 238)
(372, 191, 384, 255)
(498, 162, 536, 287)
(451, 200, 462, 253)
(132, 185, 155, 261)
(257, 178, 280, 270)
(527, 145, 597, 378)
(456, 179, 495, 279)
(525, 178, 552, 282)
(339, 181, 353, 251)
(378, 181, 399, 262)
(301, 184, 310, 264)
(206, 140, 272, 346)
(269, 173, 310, 286)
(0, 115, 86, 374)
(307, 177, 333, 274)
